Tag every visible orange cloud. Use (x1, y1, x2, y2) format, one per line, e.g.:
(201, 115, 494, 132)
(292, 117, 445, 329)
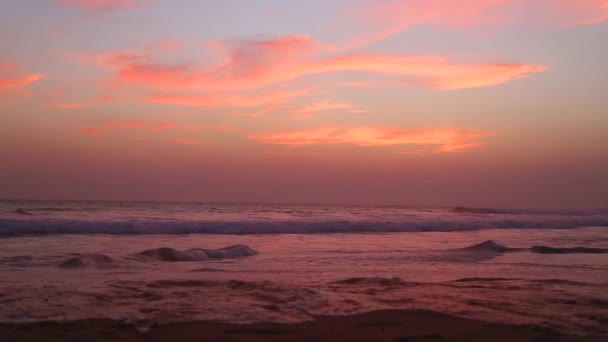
(250, 126, 492, 153)
(87, 37, 546, 92)
(54, 0, 154, 11)
(0, 64, 43, 91)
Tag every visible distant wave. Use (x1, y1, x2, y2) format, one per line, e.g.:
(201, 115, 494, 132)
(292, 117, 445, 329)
(1, 215, 608, 236)
(451, 207, 498, 214)
(133, 244, 258, 262)
(332, 277, 408, 286)
(460, 241, 608, 255)
(530, 246, 608, 254)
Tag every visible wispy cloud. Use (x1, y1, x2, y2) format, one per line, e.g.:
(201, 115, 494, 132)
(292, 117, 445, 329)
(48, 102, 88, 109)
(345, 0, 608, 48)
(233, 104, 283, 118)
(292, 100, 356, 114)
(82, 120, 235, 134)
(105, 119, 145, 128)
(291, 100, 358, 119)
(0, 64, 43, 91)
(83, 36, 546, 93)
(147, 89, 310, 107)
(174, 138, 208, 145)
(54, 0, 155, 11)
(250, 126, 492, 153)
(80, 127, 104, 135)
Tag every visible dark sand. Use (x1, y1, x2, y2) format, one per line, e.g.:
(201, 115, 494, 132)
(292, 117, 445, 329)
(0, 310, 603, 341)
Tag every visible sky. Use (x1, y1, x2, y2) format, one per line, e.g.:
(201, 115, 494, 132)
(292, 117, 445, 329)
(1, 0, 607, 208)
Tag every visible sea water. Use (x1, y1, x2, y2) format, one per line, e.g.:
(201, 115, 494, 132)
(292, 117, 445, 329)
(0, 200, 607, 335)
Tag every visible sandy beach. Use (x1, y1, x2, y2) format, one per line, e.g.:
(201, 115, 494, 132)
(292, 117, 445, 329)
(1, 309, 604, 341)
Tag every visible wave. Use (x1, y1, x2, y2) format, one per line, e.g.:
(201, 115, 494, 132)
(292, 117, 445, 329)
(428, 240, 511, 262)
(1, 215, 607, 236)
(452, 277, 515, 282)
(451, 207, 498, 214)
(59, 254, 115, 269)
(13, 209, 35, 216)
(332, 277, 408, 286)
(133, 244, 258, 262)
(461, 240, 509, 253)
(530, 246, 608, 254)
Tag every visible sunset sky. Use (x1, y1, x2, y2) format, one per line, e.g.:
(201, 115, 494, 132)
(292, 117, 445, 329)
(1, 0, 607, 208)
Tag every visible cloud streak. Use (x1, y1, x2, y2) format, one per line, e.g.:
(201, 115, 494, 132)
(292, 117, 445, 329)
(147, 89, 310, 107)
(85, 35, 547, 93)
(250, 126, 492, 153)
(347, 0, 608, 47)
(80, 127, 104, 135)
(54, 0, 154, 11)
(0, 64, 43, 91)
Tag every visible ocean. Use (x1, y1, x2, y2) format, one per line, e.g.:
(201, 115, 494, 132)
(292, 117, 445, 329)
(1, 200, 607, 335)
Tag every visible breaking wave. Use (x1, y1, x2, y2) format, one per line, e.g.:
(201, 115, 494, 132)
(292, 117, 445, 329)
(13, 209, 35, 216)
(461, 240, 509, 253)
(59, 254, 116, 269)
(133, 244, 258, 262)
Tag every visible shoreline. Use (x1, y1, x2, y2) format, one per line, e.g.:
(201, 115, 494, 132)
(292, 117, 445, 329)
(0, 310, 604, 342)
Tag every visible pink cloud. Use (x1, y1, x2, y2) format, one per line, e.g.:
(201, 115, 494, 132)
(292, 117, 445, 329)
(152, 122, 175, 130)
(48, 102, 88, 109)
(291, 100, 359, 120)
(292, 100, 355, 114)
(250, 126, 492, 153)
(233, 104, 283, 118)
(0, 64, 43, 91)
(147, 89, 310, 107)
(174, 138, 208, 145)
(90, 120, 235, 133)
(85, 36, 546, 92)
(105, 119, 145, 128)
(291, 100, 358, 119)
(96, 93, 118, 102)
(80, 127, 104, 135)
(54, 0, 155, 11)
(347, 0, 608, 47)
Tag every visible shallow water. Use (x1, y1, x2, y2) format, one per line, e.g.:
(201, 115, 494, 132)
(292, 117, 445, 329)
(0, 228, 607, 335)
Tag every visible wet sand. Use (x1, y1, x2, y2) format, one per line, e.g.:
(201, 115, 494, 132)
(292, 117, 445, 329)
(0, 309, 603, 341)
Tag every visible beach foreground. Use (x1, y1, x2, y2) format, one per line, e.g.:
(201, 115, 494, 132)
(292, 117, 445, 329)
(1, 309, 603, 342)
